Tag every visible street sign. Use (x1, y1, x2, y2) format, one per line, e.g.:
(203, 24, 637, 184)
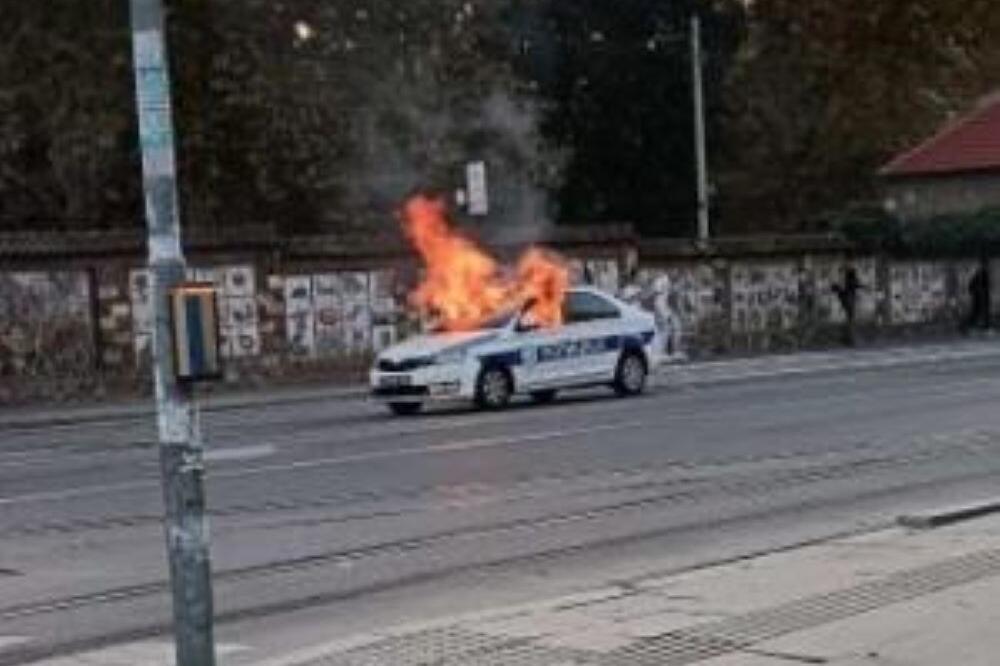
(466, 161, 489, 216)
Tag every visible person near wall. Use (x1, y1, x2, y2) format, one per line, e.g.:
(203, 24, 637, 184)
(651, 275, 682, 358)
(617, 272, 682, 359)
(961, 259, 991, 334)
(832, 266, 863, 347)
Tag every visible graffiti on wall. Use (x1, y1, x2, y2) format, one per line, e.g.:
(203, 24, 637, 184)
(631, 265, 719, 358)
(0, 272, 93, 376)
(315, 273, 371, 354)
(129, 269, 153, 358)
(283, 270, 403, 357)
(219, 266, 260, 357)
(130, 265, 261, 360)
(730, 262, 799, 333)
(575, 258, 701, 359)
(890, 262, 949, 324)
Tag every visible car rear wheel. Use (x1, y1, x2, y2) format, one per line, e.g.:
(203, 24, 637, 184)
(388, 402, 423, 416)
(613, 351, 647, 397)
(476, 366, 513, 410)
(530, 390, 558, 404)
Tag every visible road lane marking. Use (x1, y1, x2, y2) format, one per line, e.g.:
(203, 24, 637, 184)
(0, 422, 646, 506)
(0, 636, 31, 651)
(212, 421, 648, 479)
(204, 444, 277, 463)
(5, 352, 1000, 508)
(7, 369, 1000, 509)
(0, 448, 149, 470)
(0, 480, 157, 506)
(6, 372, 1000, 507)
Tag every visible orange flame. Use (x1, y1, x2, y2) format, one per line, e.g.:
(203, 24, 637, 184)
(401, 195, 569, 332)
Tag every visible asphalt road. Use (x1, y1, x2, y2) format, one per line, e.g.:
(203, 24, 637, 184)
(4, 342, 1000, 665)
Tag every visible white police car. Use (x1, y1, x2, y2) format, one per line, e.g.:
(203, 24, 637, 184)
(371, 287, 662, 415)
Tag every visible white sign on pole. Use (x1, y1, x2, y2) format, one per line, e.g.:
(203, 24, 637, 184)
(466, 161, 489, 216)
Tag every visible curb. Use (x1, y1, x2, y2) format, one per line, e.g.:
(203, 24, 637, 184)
(0, 386, 368, 432)
(897, 500, 1000, 529)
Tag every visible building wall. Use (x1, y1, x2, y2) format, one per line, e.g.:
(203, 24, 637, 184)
(0, 271, 95, 400)
(885, 172, 1000, 219)
(0, 248, 991, 401)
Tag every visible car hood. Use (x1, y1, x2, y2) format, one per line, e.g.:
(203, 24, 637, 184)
(379, 330, 499, 361)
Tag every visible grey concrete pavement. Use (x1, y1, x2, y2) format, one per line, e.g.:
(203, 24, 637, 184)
(3, 339, 1000, 664)
(244, 510, 1000, 666)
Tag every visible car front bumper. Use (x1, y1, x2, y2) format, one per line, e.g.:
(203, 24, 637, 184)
(369, 366, 473, 403)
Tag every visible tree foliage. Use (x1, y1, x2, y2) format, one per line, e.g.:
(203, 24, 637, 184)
(0, 0, 546, 234)
(835, 206, 1000, 258)
(521, 0, 745, 236)
(168, 0, 545, 234)
(0, 1, 139, 227)
(3, 0, 999, 238)
(719, 0, 1000, 233)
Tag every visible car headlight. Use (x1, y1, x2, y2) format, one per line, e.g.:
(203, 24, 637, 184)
(433, 348, 468, 365)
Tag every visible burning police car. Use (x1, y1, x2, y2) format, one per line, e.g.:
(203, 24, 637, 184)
(371, 287, 662, 415)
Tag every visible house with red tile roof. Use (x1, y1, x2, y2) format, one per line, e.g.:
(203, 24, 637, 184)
(880, 94, 1000, 220)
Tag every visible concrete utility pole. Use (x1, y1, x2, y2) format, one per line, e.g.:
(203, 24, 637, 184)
(128, 1, 217, 664)
(690, 14, 710, 242)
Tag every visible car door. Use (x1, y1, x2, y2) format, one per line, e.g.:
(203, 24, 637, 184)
(511, 322, 565, 390)
(558, 290, 625, 384)
(499, 299, 578, 390)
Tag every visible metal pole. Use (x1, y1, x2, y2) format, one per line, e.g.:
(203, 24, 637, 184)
(690, 14, 710, 242)
(128, 1, 217, 664)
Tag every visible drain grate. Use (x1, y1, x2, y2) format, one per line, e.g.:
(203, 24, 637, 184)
(306, 627, 569, 666)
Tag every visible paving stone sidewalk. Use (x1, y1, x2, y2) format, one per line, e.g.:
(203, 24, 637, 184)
(258, 508, 1000, 666)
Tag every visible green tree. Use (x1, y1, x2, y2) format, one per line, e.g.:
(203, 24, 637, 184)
(169, 0, 551, 234)
(522, 0, 745, 236)
(719, 0, 1000, 233)
(0, 1, 549, 235)
(0, 0, 140, 229)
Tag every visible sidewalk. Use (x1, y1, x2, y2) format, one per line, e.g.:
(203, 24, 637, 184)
(25, 505, 1000, 666)
(255, 505, 1000, 666)
(3, 338, 1000, 431)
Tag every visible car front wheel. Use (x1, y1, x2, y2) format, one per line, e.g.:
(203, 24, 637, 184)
(475, 366, 513, 410)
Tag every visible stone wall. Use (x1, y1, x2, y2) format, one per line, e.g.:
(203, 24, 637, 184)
(1, 237, 995, 401)
(0, 271, 96, 401)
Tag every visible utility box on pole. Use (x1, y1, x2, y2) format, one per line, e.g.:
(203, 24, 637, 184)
(170, 284, 223, 382)
(466, 161, 490, 216)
